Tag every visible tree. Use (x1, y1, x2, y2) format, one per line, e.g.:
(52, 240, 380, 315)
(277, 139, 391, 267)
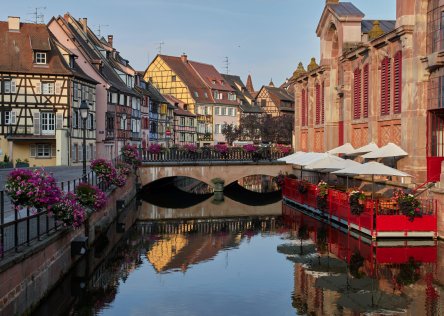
(221, 123, 240, 145)
(261, 114, 293, 145)
(238, 114, 263, 142)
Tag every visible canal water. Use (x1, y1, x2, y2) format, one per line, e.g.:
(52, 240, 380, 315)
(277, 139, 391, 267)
(32, 178, 444, 316)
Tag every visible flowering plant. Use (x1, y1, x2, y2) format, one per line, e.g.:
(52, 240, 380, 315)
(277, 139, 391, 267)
(317, 181, 329, 198)
(75, 183, 107, 211)
(182, 143, 198, 153)
(273, 172, 285, 188)
(394, 189, 421, 221)
(112, 172, 127, 187)
(116, 162, 132, 176)
(121, 144, 141, 166)
(275, 144, 292, 155)
(5, 169, 61, 211)
(52, 192, 86, 229)
(243, 144, 258, 153)
(148, 143, 164, 154)
(349, 190, 366, 215)
(91, 159, 116, 184)
(214, 144, 229, 154)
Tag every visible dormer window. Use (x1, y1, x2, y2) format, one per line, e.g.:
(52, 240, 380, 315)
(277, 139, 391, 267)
(212, 80, 217, 85)
(221, 80, 224, 85)
(35, 52, 47, 64)
(194, 91, 199, 97)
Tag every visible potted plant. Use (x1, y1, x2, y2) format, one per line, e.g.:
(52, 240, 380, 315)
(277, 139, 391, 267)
(394, 189, 421, 221)
(75, 183, 107, 212)
(15, 158, 29, 168)
(52, 192, 86, 229)
(214, 144, 229, 158)
(91, 159, 117, 184)
(298, 180, 309, 194)
(349, 190, 366, 215)
(121, 144, 141, 166)
(316, 180, 329, 210)
(0, 155, 13, 169)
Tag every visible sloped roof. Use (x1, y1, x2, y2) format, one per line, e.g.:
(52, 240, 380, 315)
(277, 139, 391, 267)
(189, 61, 234, 92)
(222, 74, 263, 113)
(361, 20, 396, 34)
(145, 82, 168, 104)
(64, 17, 136, 95)
(328, 2, 364, 18)
(164, 95, 195, 117)
(264, 86, 294, 102)
(0, 21, 72, 75)
(159, 54, 213, 104)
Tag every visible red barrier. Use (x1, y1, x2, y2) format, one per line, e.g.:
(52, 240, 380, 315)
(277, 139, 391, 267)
(375, 246, 437, 264)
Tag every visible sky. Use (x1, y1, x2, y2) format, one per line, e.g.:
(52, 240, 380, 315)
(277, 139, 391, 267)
(1, 0, 396, 89)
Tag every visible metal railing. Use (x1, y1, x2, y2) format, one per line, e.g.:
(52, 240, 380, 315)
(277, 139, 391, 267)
(0, 170, 112, 259)
(140, 147, 287, 163)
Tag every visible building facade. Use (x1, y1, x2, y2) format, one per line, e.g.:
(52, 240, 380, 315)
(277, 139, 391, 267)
(0, 17, 97, 167)
(256, 81, 295, 118)
(292, 0, 444, 183)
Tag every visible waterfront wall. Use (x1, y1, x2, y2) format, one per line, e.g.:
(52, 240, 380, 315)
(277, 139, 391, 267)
(0, 175, 137, 316)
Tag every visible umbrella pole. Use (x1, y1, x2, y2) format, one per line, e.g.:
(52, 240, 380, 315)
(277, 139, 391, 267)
(372, 174, 375, 200)
(346, 176, 349, 190)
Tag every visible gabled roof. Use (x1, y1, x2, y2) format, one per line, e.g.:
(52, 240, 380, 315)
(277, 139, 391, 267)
(0, 21, 72, 75)
(189, 61, 234, 93)
(221, 74, 263, 113)
(164, 95, 196, 117)
(62, 15, 136, 95)
(361, 20, 396, 34)
(157, 54, 213, 104)
(258, 85, 295, 112)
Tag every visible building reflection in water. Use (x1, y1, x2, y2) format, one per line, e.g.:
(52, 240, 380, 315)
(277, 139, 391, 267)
(281, 204, 442, 315)
(237, 175, 279, 193)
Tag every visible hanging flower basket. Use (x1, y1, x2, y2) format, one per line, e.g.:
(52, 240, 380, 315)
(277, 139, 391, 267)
(394, 189, 421, 221)
(121, 144, 141, 166)
(75, 183, 107, 212)
(349, 190, 366, 215)
(52, 192, 86, 229)
(91, 159, 116, 184)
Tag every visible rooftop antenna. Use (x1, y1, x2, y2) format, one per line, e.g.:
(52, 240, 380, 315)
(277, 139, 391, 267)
(28, 7, 46, 24)
(157, 41, 165, 54)
(96, 24, 109, 37)
(223, 56, 229, 75)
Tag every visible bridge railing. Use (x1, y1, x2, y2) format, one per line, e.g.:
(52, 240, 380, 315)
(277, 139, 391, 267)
(140, 147, 287, 162)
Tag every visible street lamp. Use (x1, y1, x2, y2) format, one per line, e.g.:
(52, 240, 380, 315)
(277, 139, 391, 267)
(79, 100, 90, 183)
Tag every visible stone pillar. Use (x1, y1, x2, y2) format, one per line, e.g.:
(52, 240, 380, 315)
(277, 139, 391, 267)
(211, 178, 225, 202)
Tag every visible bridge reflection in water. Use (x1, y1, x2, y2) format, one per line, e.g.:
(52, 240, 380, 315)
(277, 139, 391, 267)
(282, 205, 442, 315)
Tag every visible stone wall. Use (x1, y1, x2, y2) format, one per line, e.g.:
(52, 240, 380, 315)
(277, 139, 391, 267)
(0, 174, 137, 316)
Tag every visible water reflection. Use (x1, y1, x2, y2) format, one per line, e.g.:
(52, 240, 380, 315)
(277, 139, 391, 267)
(281, 204, 442, 315)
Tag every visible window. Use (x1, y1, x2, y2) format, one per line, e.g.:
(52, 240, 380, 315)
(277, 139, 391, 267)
(41, 112, 55, 135)
(301, 89, 307, 127)
(221, 107, 226, 116)
(72, 110, 79, 128)
(427, 1, 444, 53)
(394, 51, 402, 114)
(41, 82, 54, 95)
(30, 144, 53, 158)
(119, 94, 125, 105)
(180, 132, 185, 142)
(88, 113, 94, 130)
(315, 84, 321, 124)
(215, 107, 220, 115)
(180, 116, 185, 126)
(221, 80, 224, 85)
(72, 144, 78, 162)
(261, 99, 266, 107)
(35, 52, 47, 64)
(353, 68, 362, 119)
(228, 92, 236, 101)
(363, 64, 369, 118)
(228, 108, 234, 116)
(3, 111, 16, 125)
(204, 92, 208, 98)
(172, 75, 176, 82)
(381, 57, 391, 116)
(73, 83, 79, 100)
(3, 80, 16, 93)
(321, 82, 325, 124)
(232, 108, 237, 117)
(215, 124, 221, 134)
(194, 91, 199, 97)
(212, 80, 217, 84)
(213, 90, 221, 100)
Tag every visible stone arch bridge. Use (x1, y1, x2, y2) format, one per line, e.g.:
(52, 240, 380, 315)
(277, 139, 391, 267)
(139, 162, 293, 189)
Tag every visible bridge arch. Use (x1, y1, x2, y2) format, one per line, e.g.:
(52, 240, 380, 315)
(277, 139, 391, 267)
(138, 163, 293, 188)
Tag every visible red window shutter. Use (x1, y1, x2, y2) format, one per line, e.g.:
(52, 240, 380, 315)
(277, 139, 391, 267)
(321, 82, 325, 124)
(363, 64, 369, 118)
(394, 51, 402, 114)
(301, 89, 306, 126)
(353, 68, 361, 119)
(315, 84, 321, 125)
(381, 57, 391, 116)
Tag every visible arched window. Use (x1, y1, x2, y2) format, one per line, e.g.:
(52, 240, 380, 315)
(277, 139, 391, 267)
(427, 0, 444, 54)
(353, 68, 362, 119)
(321, 82, 325, 124)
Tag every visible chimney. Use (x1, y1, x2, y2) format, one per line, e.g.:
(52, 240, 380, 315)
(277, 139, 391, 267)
(8, 16, 20, 32)
(180, 53, 188, 63)
(108, 35, 113, 48)
(81, 18, 87, 33)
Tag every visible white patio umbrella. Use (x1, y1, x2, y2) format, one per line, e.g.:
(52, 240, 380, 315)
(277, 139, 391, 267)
(332, 161, 411, 198)
(277, 151, 306, 164)
(347, 142, 379, 156)
(306, 157, 361, 188)
(327, 143, 355, 155)
(361, 142, 407, 159)
(290, 152, 328, 178)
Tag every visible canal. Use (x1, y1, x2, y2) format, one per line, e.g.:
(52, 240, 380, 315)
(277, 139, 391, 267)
(32, 177, 444, 316)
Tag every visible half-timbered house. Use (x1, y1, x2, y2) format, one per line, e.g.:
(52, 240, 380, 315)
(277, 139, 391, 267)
(255, 81, 295, 117)
(164, 94, 197, 145)
(0, 17, 97, 167)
